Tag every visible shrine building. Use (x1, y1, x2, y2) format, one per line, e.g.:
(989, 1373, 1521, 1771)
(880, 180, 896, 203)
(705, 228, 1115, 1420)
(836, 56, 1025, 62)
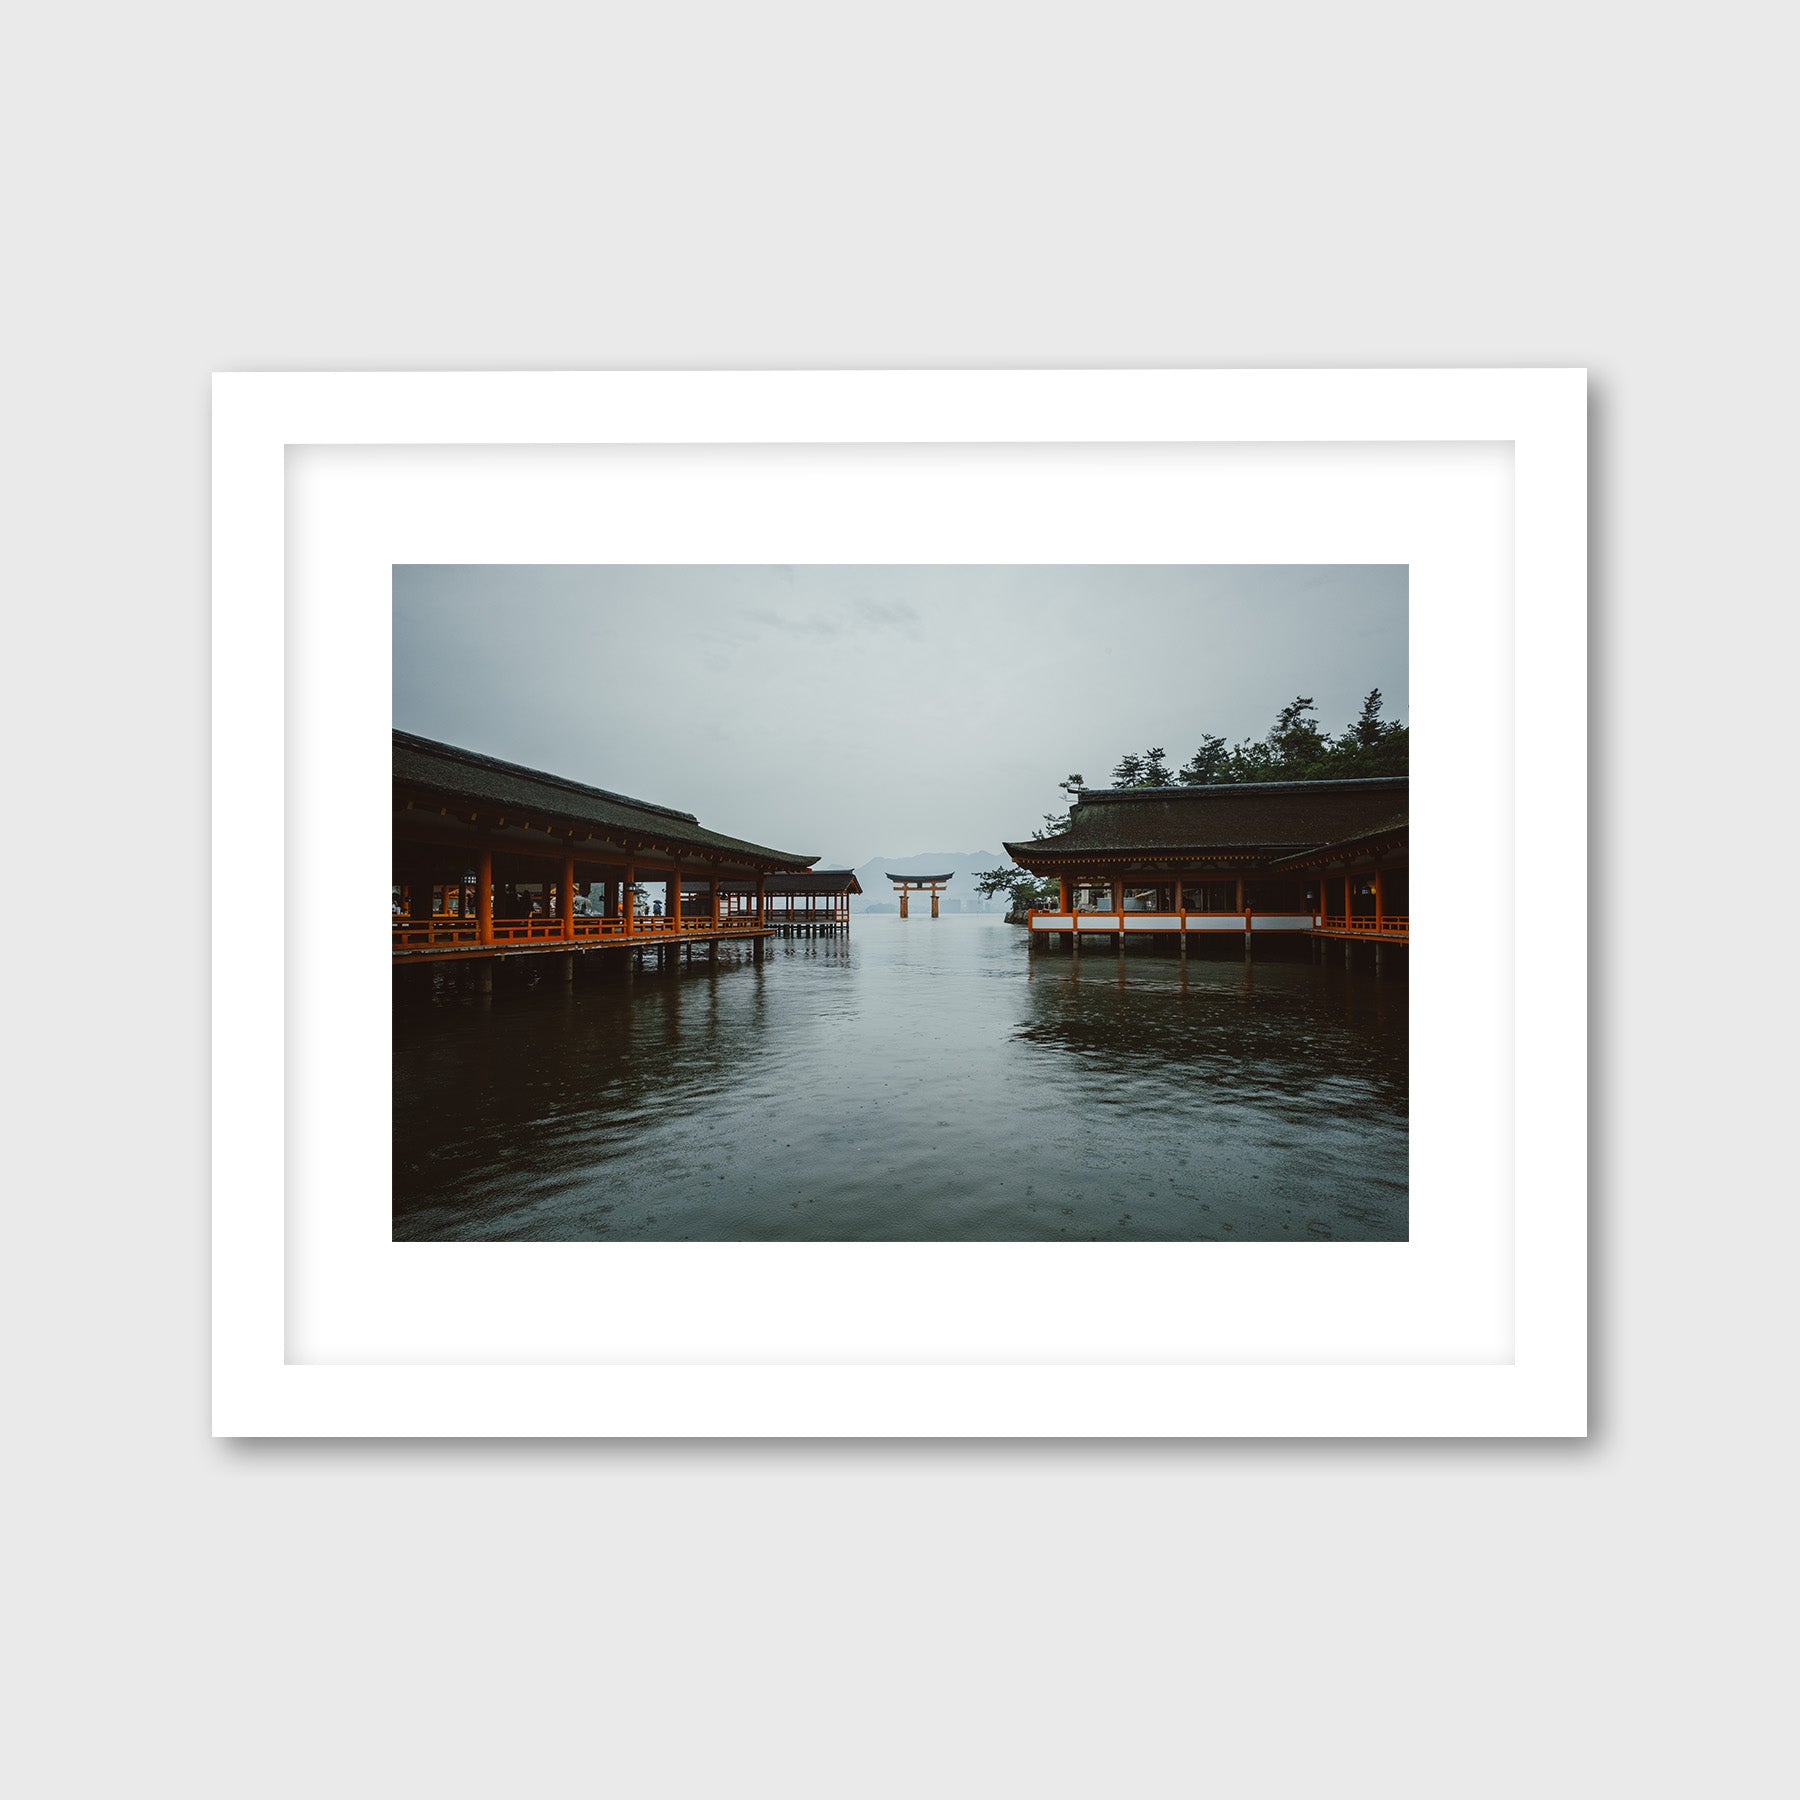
(724, 868, 861, 935)
(393, 731, 819, 983)
(1003, 777, 1408, 969)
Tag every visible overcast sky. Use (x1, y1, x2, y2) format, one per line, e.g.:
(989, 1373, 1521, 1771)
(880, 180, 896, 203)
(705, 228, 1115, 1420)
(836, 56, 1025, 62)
(394, 566, 1407, 867)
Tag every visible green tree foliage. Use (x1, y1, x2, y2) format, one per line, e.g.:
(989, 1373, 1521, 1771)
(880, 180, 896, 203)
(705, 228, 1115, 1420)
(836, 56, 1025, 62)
(1350, 688, 1387, 747)
(1269, 698, 1330, 768)
(975, 865, 1060, 917)
(1177, 733, 1229, 785)
(1112, 747, 1172, 786)
(1032, 774, 1087, 840)
(1102, 691, 1407, 791)
(1309, 688, 1408, 778)
(998, 696, 1408, 925)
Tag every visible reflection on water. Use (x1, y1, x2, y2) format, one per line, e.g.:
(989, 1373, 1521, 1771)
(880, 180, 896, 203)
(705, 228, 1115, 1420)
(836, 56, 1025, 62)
(393, 917, 1406, 1241)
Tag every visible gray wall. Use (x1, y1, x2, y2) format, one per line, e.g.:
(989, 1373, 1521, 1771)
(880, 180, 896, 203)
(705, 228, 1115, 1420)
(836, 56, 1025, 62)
(7, 5, 1790, 1796)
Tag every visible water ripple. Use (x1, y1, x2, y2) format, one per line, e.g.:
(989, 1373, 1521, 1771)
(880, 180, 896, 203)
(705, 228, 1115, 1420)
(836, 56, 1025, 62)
(394, 920, 1406, 1240)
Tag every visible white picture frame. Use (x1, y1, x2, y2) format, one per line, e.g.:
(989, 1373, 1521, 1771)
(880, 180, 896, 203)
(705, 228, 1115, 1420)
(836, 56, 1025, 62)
(213, 369, 1585, 1436)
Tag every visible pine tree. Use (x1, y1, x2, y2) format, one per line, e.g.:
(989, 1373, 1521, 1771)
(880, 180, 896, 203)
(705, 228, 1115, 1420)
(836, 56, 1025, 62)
(1351, 688, 1387, 747)
(1268, 697, 1329, 772)
(1177, 734, 1229, 784)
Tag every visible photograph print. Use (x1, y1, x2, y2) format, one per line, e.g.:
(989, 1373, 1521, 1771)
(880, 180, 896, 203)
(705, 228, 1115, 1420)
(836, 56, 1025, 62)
(392, 565, 1408, 1242)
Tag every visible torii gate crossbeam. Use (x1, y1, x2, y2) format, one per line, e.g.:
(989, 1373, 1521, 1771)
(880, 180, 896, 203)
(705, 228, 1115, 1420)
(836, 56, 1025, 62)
(886, 872, 953, 919)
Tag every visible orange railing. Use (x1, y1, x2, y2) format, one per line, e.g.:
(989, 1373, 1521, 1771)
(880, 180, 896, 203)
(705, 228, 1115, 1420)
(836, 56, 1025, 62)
(1315, 914, 1409, 937)
(393, 911, 767, 951)
(491, 916, 578, 943)
(1029, 908, 1255, 927)
(392, 916, 483, 948)
(1024, 908, 1409, 940)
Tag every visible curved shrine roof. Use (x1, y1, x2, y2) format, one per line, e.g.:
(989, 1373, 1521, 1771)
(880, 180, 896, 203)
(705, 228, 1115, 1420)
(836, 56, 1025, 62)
(1266, 813, 1410, 869)
(730, 869, 864, 894)
(1004, 778, 1407, 866)
(393, 730, 819, 870)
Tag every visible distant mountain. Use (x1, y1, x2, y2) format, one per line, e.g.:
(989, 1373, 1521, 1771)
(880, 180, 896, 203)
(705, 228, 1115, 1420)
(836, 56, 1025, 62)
(847, 850, 1013, 914)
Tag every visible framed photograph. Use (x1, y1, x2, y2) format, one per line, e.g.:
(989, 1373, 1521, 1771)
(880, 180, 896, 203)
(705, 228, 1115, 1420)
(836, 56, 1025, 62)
(213, 369, 1585, 1435)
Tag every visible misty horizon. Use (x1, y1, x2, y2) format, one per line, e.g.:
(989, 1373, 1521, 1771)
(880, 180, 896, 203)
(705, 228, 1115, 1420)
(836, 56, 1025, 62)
(394, 565, 1407, 867)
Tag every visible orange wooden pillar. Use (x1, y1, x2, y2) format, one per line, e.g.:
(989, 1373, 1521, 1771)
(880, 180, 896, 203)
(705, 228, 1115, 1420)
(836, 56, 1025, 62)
(1374, 866, 1384, 932)
(561, 851, 576, 940)
(477, 849, 494, 945)
(624, 863, 636, 937)
(899, 886, 909, 919)
(930, 884, 939, 919)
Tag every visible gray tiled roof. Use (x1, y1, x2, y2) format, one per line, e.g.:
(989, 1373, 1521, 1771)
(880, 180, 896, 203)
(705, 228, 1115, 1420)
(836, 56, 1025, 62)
(1004, 777, 1407, 864)
(394, 731, 819, 869)
(1266, 814, 1410, 869)
(723, 869, 864, 895)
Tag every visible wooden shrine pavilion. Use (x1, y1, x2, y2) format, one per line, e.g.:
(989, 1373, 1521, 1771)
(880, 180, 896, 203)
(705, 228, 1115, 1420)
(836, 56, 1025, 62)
(722, 868, 861, 934)
(1003, 777, 1408, 968)
(393, 731, 820, 981)
(888, 872, 952, 919)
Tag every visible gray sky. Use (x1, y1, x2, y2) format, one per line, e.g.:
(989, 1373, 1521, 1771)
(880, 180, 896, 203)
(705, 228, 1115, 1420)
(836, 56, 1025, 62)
(394, 566, 1407, 867)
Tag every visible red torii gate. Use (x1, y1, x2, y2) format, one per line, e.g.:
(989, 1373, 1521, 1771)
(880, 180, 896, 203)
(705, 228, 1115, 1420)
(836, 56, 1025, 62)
(887, 872, 952, 919)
